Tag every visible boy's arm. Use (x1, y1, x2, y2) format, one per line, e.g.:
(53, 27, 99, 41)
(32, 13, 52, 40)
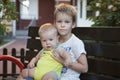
(68, 53, 88, 73)
(63, 50, 72, 67)
(55, 47, 72, 67)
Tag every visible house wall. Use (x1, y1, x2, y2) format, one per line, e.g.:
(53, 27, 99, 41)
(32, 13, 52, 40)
(16, 0, 55, 30)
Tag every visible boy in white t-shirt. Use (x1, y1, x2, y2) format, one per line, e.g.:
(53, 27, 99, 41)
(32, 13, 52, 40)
(53, 3, 88, 80)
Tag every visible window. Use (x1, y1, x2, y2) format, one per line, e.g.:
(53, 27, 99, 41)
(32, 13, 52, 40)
(20, 0, 38, 20)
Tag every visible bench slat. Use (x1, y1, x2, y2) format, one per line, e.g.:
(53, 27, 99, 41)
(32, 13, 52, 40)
(73, 27, 120, 42)
(80, 73, 119, 80)
(28, 27, 39, 38)
(85, 43, 120, 59)
(27, 39, 42, 51)
(28, 27, 120, 42)
(88, 59, 120, 77)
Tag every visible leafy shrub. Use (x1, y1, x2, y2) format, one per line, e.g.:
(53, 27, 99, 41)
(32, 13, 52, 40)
(89, 0, 120, 26)
(0, 0, 17, 43)
(0, 24, 6, 43)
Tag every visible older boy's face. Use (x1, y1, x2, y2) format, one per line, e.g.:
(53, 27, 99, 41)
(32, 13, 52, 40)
(55, 12, 75, 36)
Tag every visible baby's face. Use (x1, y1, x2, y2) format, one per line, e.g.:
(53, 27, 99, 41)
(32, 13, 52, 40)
(40, 31, 58, 51)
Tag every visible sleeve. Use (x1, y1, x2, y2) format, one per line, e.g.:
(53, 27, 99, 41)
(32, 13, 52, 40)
(72, 38, 86, 59)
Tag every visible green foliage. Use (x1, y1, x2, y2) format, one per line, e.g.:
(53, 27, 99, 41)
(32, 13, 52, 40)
(0, 24, 5, 35)
(0, 24, 6, 43)
(0, 0, 17, 21)
(0, 0, 17, 42)
(88, 0, 120, 26)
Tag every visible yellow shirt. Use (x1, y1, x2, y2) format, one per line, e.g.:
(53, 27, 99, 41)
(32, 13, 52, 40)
(34, 50, 63, 80)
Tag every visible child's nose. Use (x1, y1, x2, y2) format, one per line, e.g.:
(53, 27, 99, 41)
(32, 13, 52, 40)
(46, 41, 50, 44)
(61, 22, 65, 27)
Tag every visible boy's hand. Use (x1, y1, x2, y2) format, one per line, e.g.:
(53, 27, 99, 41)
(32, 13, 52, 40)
(52, 50, 64, 64)
(64, 58, 72, 68)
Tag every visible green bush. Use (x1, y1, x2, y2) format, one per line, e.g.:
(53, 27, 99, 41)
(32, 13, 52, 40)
(88, 0, 120, 26)
(0, 0, 17, 43)
(0, 24, 5, 35)
(0, 24, 6, 43)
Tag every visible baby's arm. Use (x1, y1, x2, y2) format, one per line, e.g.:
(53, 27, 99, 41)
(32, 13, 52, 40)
(27, 51, 41, 68)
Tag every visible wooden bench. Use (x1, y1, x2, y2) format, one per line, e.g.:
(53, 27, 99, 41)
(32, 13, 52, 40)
(25, 27, 120, 80)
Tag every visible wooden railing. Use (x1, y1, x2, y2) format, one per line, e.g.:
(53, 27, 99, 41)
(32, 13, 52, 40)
(0, 48, 26, 80)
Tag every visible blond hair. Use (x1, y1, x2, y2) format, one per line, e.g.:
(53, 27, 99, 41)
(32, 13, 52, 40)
(54, 3, 77, 23)
(38, 23, 58, 36)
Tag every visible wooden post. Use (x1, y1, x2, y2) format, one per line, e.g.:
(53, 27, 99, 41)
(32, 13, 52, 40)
(20, 48, 25, 67)
(3, 48, 7, 80)
(12, 48, 16, 76)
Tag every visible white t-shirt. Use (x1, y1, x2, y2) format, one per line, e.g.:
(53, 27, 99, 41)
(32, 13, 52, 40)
(59, 34, 86, 80)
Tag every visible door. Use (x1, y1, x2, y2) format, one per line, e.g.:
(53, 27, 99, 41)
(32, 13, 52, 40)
(38, 0, 55, 26)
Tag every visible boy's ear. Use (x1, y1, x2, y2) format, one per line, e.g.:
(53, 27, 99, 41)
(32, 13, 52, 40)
(72, 22, 76, 29)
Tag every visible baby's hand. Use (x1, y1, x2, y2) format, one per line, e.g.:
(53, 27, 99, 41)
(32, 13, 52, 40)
(27, 62, 35, 69)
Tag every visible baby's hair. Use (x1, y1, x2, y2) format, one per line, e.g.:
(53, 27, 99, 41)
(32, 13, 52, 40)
(54, 3, 77, 22)
(38, 23, 58, 36)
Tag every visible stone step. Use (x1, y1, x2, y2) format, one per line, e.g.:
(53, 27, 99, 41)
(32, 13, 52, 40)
(16, 30, 28, 36)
